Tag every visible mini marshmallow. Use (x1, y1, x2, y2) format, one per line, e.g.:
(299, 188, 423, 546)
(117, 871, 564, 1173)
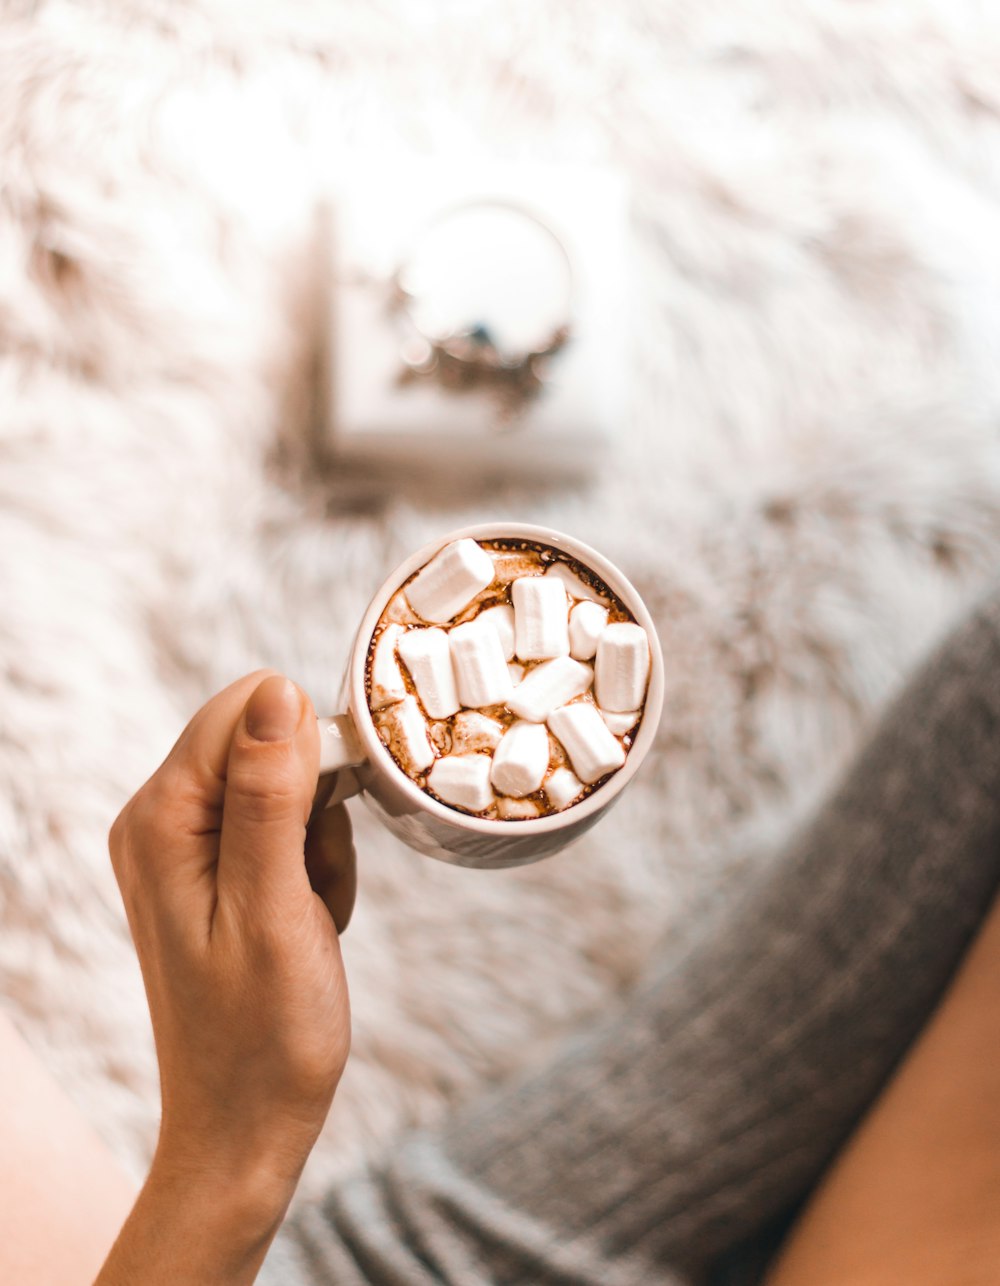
(382, 590, 422, 626)
(405, 539, 494, 624)
(427, 721, 452, 756)
(397, 627, 459, 720)
(548, 702, 626, 784)
(544, 561, 609, 605)
(507, 656, 593, 723)
(380, 695, 435, 774)
(491, 720, 549, 797)
(513, 576, 570, 661)
(490, 550, 538, 584)
(370, 624, 408, 708)
(508, 661, 526, 685)
(478, 603, 516, 661)
(600, 708, 641, 736)
(595, 622, 651, 713)
(545, 766, 585, 811)
(428, 754, 494, 813)
(451, 710, 504, 754)
(497, 796, 543, 820)
(569, 600, 609, 660)
(547, 730, 569, 767)
(450, 618, 514, 709)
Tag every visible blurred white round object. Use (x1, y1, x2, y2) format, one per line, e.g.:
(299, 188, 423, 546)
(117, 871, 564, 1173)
(396, 201, 573, 364)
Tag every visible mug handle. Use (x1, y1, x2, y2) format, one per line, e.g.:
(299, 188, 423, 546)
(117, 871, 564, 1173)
(314, 714, 367, 809)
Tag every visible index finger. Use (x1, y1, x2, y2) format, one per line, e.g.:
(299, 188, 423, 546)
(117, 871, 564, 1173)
(123, 669, 286, 881)
(112, 669, 289, 909)
(151, 668, 283, 822)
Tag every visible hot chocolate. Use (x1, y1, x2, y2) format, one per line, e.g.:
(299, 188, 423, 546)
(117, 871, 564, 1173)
(364, 537, 652, 820)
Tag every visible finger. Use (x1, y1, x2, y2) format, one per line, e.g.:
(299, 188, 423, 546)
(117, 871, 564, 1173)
(217, 675, 320, 908)
(144, 667, 282, 824)
(308, 772, 339, 827)
(304, 803, 357, 935)
(117, 669, 283, 895)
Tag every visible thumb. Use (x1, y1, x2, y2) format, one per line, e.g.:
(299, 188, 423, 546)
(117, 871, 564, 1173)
(217, 675, 320, 907)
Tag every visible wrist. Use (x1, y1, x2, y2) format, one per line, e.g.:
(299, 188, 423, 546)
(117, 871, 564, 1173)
(96, 1145, 297, 1286)
(155, 1097, 320, 1196)
(150, 1135, 299, 1234)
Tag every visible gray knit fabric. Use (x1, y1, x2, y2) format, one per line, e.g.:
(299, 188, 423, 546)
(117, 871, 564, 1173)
(261, 582, 1000, 1286)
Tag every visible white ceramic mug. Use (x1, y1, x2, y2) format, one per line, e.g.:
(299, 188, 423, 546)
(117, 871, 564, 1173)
(314, 522, 663, 869)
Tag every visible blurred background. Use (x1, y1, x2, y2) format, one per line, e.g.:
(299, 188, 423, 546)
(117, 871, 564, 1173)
(2, 0, 999, 1199)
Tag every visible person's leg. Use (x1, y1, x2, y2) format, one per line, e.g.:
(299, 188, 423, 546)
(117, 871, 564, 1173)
(764, 877, 1000, 1286)
(0, 1007, 136, 1286)
(264, 579, 1000, 1286)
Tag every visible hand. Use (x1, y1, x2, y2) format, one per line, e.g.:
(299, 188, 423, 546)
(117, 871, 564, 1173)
(103, 671, 355, 1280)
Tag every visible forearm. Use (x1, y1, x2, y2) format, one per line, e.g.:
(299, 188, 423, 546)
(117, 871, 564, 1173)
(96, 672, 353, 1285)
(95, 1149, 295, 1286)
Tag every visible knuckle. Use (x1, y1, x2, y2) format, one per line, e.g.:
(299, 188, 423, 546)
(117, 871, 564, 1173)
(226, 758, 305, 824)
(107, 805, 131, 883)
(126, 780, 171, 846)
(108, 778, 178, 893)
(108, 800, 142, 902)
(107, 803, 129, 863)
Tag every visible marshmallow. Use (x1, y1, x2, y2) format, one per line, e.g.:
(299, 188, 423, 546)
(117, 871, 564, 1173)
(545, 766, 585, 811)
(380, 695, 435, 775)
(478, 603, 516, 660)
(507, 656, 593, 723)
(513, 576, 570, 661)
(397, 627, 459, 720)
(548, 702, 626, 784)
(569, 600, 609, 660)
(451, 710, 504, 754)
(547, 730, 569, 767)
(600, 708, 641, 736)
(427, 721, 452, 756)
(595, 622, 651, 713)
(450, 618, 514, 709)
(497, 796, 543, 820)
(370, 624, 408, 709)
(544, 561, 609, 605)
(382, 589, 422, 626)
(405, 539, 495, 624)
(428, 754, 495, 813)
(491, 720, 549, 797)
(508, 661, 526, 685)
(491, 549, 538, 584)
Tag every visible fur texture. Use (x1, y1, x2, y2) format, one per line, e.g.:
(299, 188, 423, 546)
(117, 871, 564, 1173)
(1, 0, 999, 1200)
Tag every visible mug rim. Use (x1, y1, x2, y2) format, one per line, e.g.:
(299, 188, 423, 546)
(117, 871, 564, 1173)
(347, 522, 664, 837)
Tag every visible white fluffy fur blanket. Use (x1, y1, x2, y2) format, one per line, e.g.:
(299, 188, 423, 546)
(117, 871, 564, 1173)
(1, 0, 999, 1201)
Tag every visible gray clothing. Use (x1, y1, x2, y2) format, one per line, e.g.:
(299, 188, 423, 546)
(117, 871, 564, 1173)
(262, 582, 1000, 1285)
